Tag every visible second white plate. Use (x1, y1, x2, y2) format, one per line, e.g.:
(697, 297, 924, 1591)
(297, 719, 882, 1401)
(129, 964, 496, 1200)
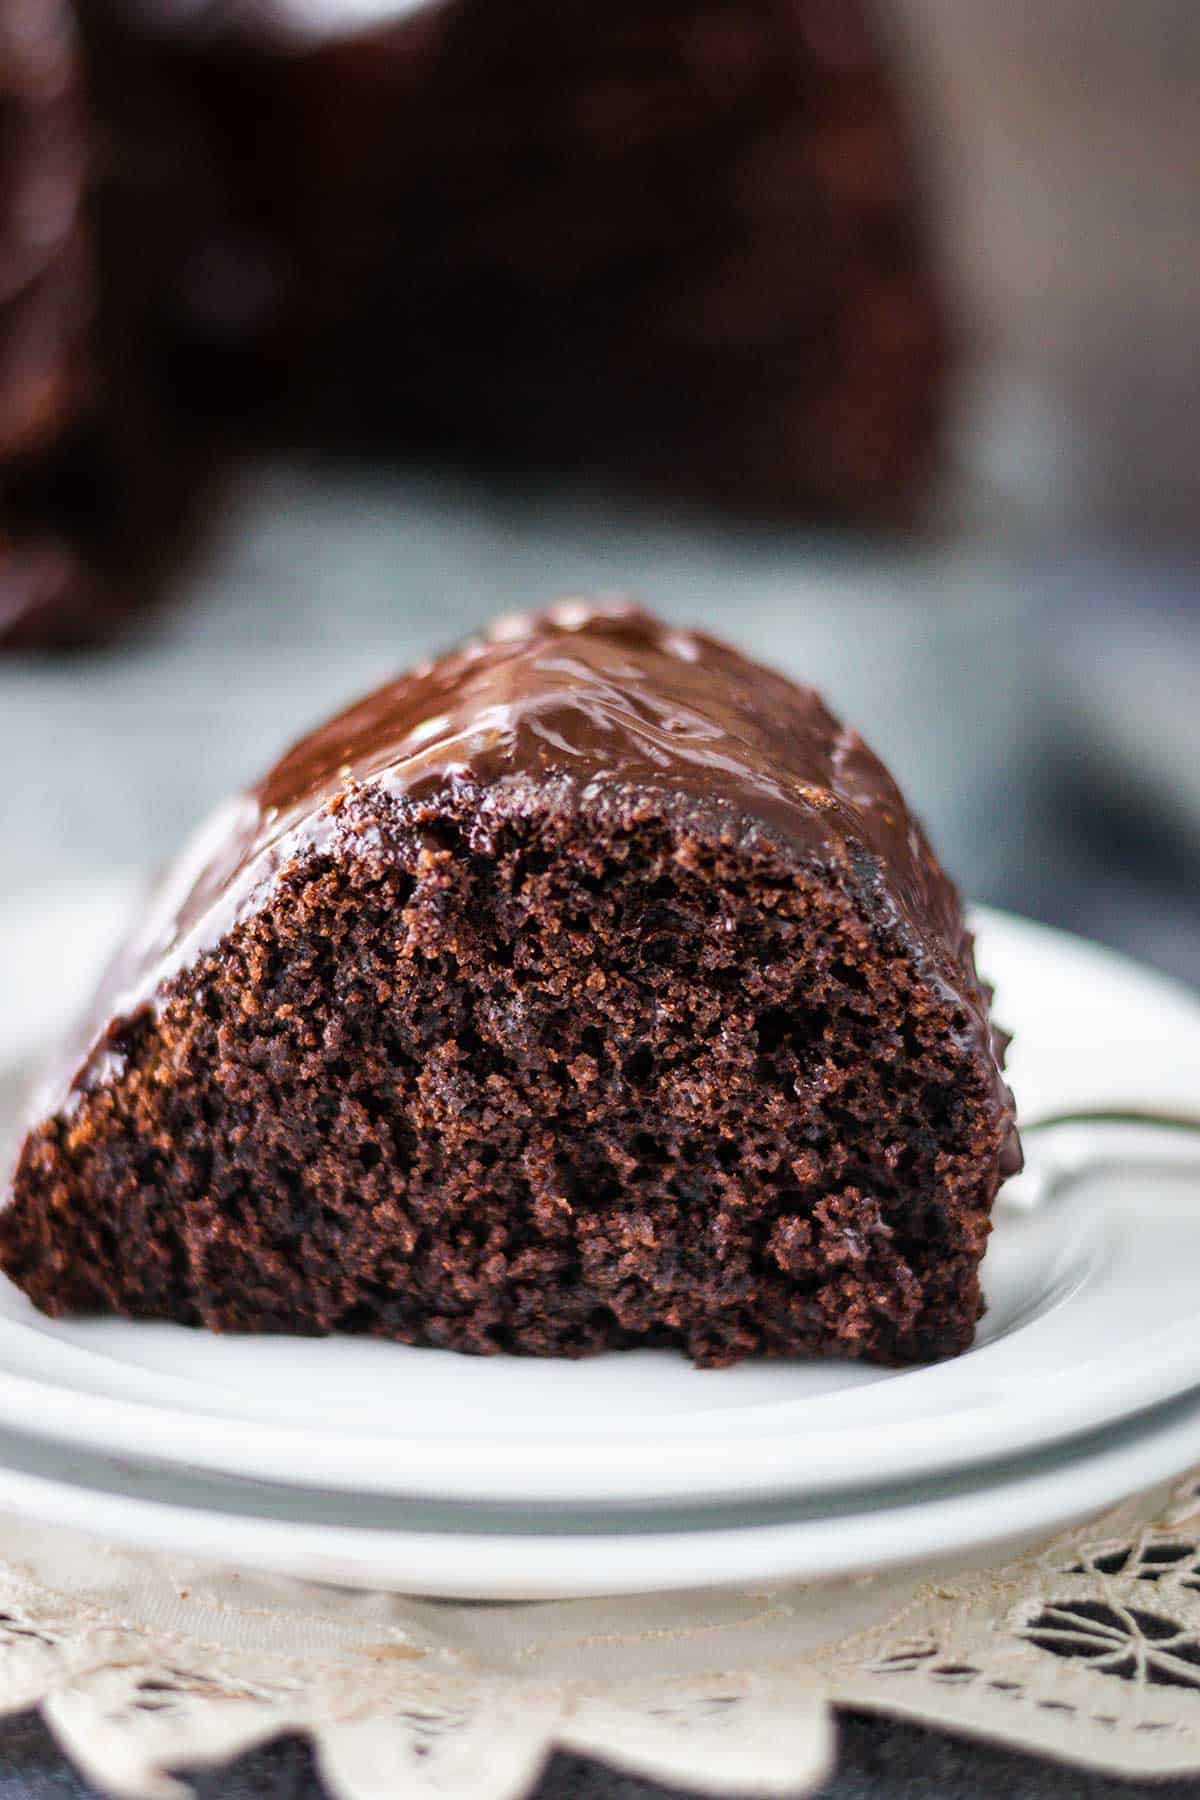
(0, 1380, 1198, 1599)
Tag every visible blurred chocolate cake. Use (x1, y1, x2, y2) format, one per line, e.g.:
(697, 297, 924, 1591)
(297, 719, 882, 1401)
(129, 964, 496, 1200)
(0, 0, 97, 644)
(3, 0, 951, 643)
(0, 0, 89, 466)
(0, 0, 209, 646)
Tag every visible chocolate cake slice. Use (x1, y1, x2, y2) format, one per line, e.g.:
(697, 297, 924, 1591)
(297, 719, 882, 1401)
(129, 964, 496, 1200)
(0, 603, 1019, 1365)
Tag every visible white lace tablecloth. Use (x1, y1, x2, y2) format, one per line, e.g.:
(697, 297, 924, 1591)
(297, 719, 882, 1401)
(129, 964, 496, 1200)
(7, 1469, 1200, 1800)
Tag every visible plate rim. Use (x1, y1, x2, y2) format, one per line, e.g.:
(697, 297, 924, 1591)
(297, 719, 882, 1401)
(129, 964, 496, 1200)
(0, 1383, 1198, 1599)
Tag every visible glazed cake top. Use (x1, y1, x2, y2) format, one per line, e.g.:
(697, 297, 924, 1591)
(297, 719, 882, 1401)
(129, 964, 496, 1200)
(31, 601, 1017, 1155)
(151, 598, 962, 969)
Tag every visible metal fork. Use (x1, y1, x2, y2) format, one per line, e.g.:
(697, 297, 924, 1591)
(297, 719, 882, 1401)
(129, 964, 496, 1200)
(1000, 1108, 1200, 1211)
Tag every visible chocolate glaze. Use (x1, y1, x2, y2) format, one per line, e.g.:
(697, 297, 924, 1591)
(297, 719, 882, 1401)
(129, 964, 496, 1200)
(32, 601, 1020, 1172)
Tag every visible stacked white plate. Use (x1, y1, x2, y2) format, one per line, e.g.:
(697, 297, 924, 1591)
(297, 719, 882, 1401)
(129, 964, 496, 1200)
(2, 891, 1200, 1598)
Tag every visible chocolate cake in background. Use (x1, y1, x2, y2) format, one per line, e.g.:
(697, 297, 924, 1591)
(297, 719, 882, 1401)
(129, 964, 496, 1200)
(0, 342, 214, 648)
(0, 0, 97, 644)
(78, 0, 949, 515)
(2, 0, 951, 645)
(0, 602, 1018, 1366)
(0, 0, 210, 646)
(0, 0, 90, 465)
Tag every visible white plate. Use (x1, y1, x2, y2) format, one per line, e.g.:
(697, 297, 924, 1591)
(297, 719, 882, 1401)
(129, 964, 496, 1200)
(2, 897, 1200, 1508)
(0, 1378, 1198, 1598)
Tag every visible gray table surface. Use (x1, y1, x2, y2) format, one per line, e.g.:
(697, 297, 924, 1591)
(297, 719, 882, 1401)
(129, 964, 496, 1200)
(1, 462, 1198, 1797)
(6, 1708, 1200, 1799)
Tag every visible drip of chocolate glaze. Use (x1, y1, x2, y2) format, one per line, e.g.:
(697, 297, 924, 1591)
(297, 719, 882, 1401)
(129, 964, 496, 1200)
(24, 599, 1021, 1171)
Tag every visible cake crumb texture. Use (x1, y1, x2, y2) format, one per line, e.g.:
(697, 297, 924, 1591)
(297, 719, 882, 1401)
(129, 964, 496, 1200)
(2, 803, 1011, 1366)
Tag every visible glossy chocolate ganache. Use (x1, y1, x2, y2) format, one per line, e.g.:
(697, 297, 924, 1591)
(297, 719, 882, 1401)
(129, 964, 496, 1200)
(3, 602, 1019, 1366)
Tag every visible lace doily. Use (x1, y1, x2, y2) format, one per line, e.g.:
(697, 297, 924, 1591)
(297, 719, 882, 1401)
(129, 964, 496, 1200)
(8, 1473, 1200, 1797)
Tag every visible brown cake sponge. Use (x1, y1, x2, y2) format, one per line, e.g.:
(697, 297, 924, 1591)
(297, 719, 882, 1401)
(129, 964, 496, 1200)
(0, 603, 1019, 1365)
